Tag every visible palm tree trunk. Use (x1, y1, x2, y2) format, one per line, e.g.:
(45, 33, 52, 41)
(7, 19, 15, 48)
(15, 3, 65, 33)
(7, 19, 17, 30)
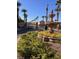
(57, 11, 59, 21)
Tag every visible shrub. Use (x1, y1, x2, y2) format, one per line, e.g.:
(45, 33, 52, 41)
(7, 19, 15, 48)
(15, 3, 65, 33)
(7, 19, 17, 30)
(38, 31, 61, 39)
(17, 31, 57, 59)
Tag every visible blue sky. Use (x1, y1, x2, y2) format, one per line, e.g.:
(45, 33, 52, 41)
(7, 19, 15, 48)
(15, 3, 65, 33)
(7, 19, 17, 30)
(18, 0, 61, 22)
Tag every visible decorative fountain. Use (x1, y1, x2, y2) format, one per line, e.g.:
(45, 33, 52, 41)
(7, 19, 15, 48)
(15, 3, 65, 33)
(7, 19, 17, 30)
(56, 24, 60, 32)
(48, 10, 55, 33)
(38, 10, 61, 42)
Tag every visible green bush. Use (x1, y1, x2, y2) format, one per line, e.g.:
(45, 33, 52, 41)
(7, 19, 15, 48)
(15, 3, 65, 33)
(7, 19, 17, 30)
(17, 31, 60, 59)
(38, 31, 61, 39)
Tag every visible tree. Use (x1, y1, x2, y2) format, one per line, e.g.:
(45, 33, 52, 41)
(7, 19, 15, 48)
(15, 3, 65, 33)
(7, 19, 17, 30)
(17, 2, 21, 28)
(22, 9, 28, 29)
(42, 16, 44, 21)
(17, 2, 21, 19)
(22, 9, 27, 22)
(44, 16, 48, 30)
(55, 0, 61, 21)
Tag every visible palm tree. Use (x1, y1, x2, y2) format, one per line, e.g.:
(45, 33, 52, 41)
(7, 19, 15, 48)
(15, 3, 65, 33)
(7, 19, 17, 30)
(17, 2, 21, 19)
(22, 9, 27, 21)
(56, 0, 61, 5)
(42, 16, 44, 21)
(55, 0, 61, 21)
(55, 0, 61, 31)
(17, 2, 21, 28)
(22, 9, 28, 29)
(44, 16, 48, 30)
(44, 16, 47, 22)
(46, 4, 48, 22)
